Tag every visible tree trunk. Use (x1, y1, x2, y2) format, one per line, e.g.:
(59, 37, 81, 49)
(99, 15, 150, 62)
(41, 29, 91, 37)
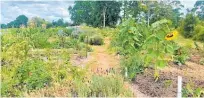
(147, 8, 150, 27)
(103, 7, 106, 28)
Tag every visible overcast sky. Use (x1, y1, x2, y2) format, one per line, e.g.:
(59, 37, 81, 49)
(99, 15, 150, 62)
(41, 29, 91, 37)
(0, 0, 197, 24)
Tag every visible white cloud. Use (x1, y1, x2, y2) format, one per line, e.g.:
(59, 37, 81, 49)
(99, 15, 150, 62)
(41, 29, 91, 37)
(1, 1, 74, 24)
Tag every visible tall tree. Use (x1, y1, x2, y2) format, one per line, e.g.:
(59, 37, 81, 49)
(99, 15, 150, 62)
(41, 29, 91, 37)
(122, 1, 141, 21)
(68, 1, 93, 26)
(5, 15, 28, 28)
(28, 17, 46, 27)
(193, 1, 204, 20)
(1, 24, 7, 29)
(15, 15, 28, 27)
(52, 18, 68, 27)
(170, 1, 184, 27)
(183, 14, 199, 38)
(68, 1, 122, 27)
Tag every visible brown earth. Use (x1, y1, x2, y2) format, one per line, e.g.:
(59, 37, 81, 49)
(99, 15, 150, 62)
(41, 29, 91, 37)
(70, 37, 204, 97)
(133, 60, 204, 97)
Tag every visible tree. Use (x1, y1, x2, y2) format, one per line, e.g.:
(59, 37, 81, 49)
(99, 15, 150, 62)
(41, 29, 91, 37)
(15, 15, 28, 27)
(5, 15, 28, 28)
(28, 17, 46, 28)
(193, 1, 204, 20)
(121, 1, 141, 21)
(170, 1, 184, 27)
(68, 1, 93, 26)
(149, 1, 174, 25)
(7, 21, 17, 28)
(1, 24, 7, 29)
(68, 1, 122, 27)
(52, 18, 68, 27)
(182, 14, 199, 38)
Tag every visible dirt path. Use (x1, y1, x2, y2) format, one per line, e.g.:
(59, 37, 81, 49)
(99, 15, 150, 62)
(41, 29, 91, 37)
(70, 37, 149, 97)
(87, 37, 119, 73)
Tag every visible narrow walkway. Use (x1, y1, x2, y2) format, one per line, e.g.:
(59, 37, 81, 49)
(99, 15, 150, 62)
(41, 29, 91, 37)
(71, 37, 148, 97)
(87, 37, 119, 73)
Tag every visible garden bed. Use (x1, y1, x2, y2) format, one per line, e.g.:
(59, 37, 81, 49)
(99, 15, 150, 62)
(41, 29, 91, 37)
(133, 60, 204, 97)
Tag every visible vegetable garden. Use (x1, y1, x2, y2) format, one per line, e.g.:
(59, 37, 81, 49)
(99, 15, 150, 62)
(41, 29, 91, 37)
(1, 0, 204, 97)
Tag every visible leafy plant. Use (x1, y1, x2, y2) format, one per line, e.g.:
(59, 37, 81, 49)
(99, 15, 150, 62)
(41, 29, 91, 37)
(15, 59, 52, 90)
(181, 14, 198, 38)
(182, 82, 204, 97)
(79, 30, 104, 45)
(112, 18, 178, 81)
(193, 24, 204, 42)
(121, 54, 144, 80)
(199, 58, 204, 65)
(72, 75, 133, 97)
(173, 46, 189, 65)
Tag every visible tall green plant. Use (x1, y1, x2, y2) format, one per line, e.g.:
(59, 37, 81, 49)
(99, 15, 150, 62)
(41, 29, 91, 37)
(112, 18, 178, 81)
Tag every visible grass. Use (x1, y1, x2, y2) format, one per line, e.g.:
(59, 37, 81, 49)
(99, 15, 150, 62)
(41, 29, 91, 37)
(175, 34, 204, 49)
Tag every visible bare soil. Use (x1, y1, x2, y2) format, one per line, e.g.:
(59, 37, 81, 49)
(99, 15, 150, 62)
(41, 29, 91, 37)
(133, 59, 204, 97)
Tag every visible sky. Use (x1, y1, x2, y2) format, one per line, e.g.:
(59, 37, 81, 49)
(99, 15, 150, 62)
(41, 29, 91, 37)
(0, 0, 74, 24)
(0, 0, 197, 24)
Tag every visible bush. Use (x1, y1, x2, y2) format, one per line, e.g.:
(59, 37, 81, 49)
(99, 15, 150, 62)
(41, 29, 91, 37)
(72, 75, 133, 97)
(89, 35, 104, 45)
(79, 32, 104, 45)
(193, 24, 204, 42)
(63, 28, 74, 36)
(174, 46, 189, 65)
(121, 55, 144, 80)
(199, 58, 204, 65)
(31, 32, 52, 48)
(181, 14, 199, 38)
(15, 59, 52, 90)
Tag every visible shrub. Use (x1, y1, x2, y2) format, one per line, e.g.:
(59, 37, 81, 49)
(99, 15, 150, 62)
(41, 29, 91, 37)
(199, 58, 204, 65)
(79, 33, 104, 45)
(174, 46, 189, 65)
(15, 59, 52, 90)
(121, 55, 144, 80)
(72, 75, 133, 97)
(193, 24, 204, 42)
(182, 83, 204, 97)
(182, 14, 199, 38)
(112, 18, 179, 81)
(63, 28, 74, 36)
(89, 35, 104, 45)
(31, 32, 51, 48)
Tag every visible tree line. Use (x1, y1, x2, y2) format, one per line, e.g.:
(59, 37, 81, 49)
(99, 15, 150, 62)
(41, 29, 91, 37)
(69, 0, 203, 28)
(1, 1, 203, 29)
(1, 15, 70, 29)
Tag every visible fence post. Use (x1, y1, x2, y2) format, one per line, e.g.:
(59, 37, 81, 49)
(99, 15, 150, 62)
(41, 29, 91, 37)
(177, 76, 182, 98)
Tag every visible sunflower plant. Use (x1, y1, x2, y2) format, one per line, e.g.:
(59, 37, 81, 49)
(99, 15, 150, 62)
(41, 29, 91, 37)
(112, 18, 179, 81)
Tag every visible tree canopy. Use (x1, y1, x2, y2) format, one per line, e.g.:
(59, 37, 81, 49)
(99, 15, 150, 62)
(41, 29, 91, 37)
(5, 15, 28, 28)
(68, 1, 122, 27)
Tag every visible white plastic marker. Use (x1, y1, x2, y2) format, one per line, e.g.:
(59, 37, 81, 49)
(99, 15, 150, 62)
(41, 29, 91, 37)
(177, 76, 182, 98)
(125, 67, 128, 78)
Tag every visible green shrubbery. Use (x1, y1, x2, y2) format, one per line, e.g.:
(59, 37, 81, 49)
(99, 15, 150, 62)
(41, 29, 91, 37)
(193, 24, 204, 42)
(179, 14, 204, 42)
(1, 27, 94, 96)
(79, 30, 104, 45)
(72, 75, 133, 97)
(1, 59, 52, 96)
(112, 18, 182, 80)
(15, 60, 52, 90)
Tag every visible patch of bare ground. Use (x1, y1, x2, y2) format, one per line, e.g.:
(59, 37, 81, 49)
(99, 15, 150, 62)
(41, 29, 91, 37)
(133, 61, 204, 97)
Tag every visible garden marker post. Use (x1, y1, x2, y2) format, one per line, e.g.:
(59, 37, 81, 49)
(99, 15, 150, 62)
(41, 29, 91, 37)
(125, 67, 128, 78)
(86, 35, 88, 58)
(177, 76, 182, 98)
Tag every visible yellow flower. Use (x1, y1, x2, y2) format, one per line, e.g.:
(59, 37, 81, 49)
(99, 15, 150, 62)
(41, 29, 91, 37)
(165, 30, 178, 41)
